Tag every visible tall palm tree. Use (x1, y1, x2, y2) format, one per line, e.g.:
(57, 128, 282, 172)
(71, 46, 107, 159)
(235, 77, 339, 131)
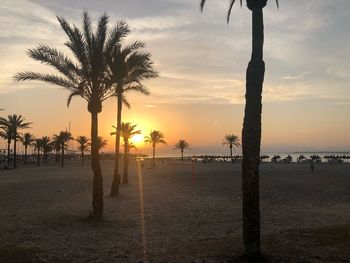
(144, 130, 167, 168)
(200, 0, 279, 257)
(41, 136, 51, 164)
(0, 126, 13, 167)
(108, 39, 158, 196)
(222, 134, 241, 163)
(0, 115, 32, 168)
(33, 138, 43, 166)
(14, 12, 129, 219)
(173, 140, 191, 161)
(54, 131, 72, 167)
(118, 122, 141, 184)
(76, 136, 90, 166)
(21, 133, 35, 164)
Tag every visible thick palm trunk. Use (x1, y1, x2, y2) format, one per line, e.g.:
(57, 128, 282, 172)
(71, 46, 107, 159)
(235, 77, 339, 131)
(13, 139, 17, 168)
(24, 146, 27, 164)
(241, 7, 265, 258)
(91, 111, 103, 218)
(230, 145, 233, 163)
(122, 140, 129, 184)
(111, 94, 122, 195)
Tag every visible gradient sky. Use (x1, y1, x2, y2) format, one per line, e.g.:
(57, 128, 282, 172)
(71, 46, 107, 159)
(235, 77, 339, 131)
(0, 0, 349, 155)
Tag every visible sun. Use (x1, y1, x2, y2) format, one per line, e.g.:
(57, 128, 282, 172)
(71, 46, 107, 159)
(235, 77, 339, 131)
(131, 134, 144, 144)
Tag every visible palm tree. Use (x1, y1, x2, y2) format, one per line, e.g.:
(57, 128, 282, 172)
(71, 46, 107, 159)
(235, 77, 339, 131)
(41, 136, 51, 164)
(173, 140, 191, 161)
(200, 0, 279, 258)
(0, 115, 31, 168)
(21, 133, 35, 164)
(0, 126, 13, 167)
(76, 136, 90, 166)
(144, 130, 167, 168)
(108, 39, 158, 196)
(54, 131, 72, 167)
(222, 134, 241, 163)
(96, 136, 108, 151)
(33, 138, 43, 166)
(14, 12, 129, 219)
(117, 122, 141, 184)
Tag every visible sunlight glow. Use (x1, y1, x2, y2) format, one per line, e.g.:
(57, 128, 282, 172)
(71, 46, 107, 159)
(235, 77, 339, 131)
(132, 134, 144, 144)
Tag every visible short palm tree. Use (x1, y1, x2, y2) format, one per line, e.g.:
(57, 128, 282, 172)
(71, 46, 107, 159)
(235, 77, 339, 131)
(41, 136, 51, 164)
(108, 39, 158, 196)
(118, 122, 141, 184)
(96, 136, 108, 151)
(54, 131, 72, 168)
(173, 140, 191, 161)
(14, 12, 129, 218)
(76, 136, 90, 166)
(201, 0, 279, 257)
(222, 134, 241, 163)
(0, 126, 13, 167)
(21, 133, 35, 164)
(0, 114, 32, 168)
(144, 130, 167, 168)
(33, 138, 43, 166)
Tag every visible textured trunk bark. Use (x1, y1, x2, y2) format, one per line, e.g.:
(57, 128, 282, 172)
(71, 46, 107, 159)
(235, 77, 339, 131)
(122, 140, 129, 184)
(241, 7, 264, 258)
(91, 111, 103, 218)
(13, 139, 17, 168)
(24, 146, 27, 164)
(111, 93, 122, 196)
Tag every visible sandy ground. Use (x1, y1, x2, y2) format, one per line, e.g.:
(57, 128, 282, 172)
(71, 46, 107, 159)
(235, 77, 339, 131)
(0, 160, 349, 262)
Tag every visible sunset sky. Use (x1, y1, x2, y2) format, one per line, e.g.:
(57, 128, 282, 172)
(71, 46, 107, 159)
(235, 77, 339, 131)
(0, 0, 349, 155)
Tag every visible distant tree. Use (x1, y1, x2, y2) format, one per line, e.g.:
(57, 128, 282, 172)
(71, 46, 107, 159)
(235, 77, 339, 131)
(52, 134, 62, 163)
(76, 136, 90, 166)
(144, 130, 167, 168)
(41, 136, 51, 164)
(173, 140, 191, 161)
(222, 134, 241, 163)
(0, 114, 31, 168)
(14, 12, 130, 219)
(108, 38, 158, 196)
(0, 126, 13, 167)
(119, 122, 141, 184)
(21, 133, 35, 164)
(54, 131, 72, 167)
(33, 138, 43, 166)
(96, 136, 108, 151)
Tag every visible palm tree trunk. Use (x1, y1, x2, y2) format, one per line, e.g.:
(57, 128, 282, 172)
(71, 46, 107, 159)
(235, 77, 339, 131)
(230, 145, 233, 163)
(24, 145, 27, 164)
(81, 150, 84, 166)
(7, 139, 11, 167)
(91, 111, 103, 218)
(37, 149, 40, 166)
(241, 7, 264, 258)
(13, 138, 17, 168)
(61, 146, 64, 167)
(122, 140, 129, 184)
(181, 149, 184, 161)
(152, 144, 156, 168)
(111, 93, 123, 196)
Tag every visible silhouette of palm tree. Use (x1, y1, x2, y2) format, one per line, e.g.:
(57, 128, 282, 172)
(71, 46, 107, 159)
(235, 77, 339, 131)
(33, 138, 43, 166)
(114, 122, 141, 184)
(173, 140, 191, 161)
(54, 131, 72, 168)
(76, 136, 90, 166)
(0, 126, 13, 167)
(144, 130, 167, 168)
(14, 12, 129, 218)
(201, 0, 279, 257)
(96, 136, 108, 151)
(20, 133, 35, 164)
(0, 114, 31, 168)
(41, 136, 51, 164)
(108, 38, 158, 196)
(222, 134, 241, 163)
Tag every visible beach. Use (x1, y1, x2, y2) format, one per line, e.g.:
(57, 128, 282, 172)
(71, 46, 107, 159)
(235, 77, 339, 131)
(0, 160, 349, 262)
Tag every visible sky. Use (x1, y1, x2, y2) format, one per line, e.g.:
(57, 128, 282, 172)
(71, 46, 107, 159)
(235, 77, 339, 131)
(0, 0, 350, 155)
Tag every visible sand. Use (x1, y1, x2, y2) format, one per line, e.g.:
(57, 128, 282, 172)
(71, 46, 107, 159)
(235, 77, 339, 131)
(0, 160, 349, 262)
